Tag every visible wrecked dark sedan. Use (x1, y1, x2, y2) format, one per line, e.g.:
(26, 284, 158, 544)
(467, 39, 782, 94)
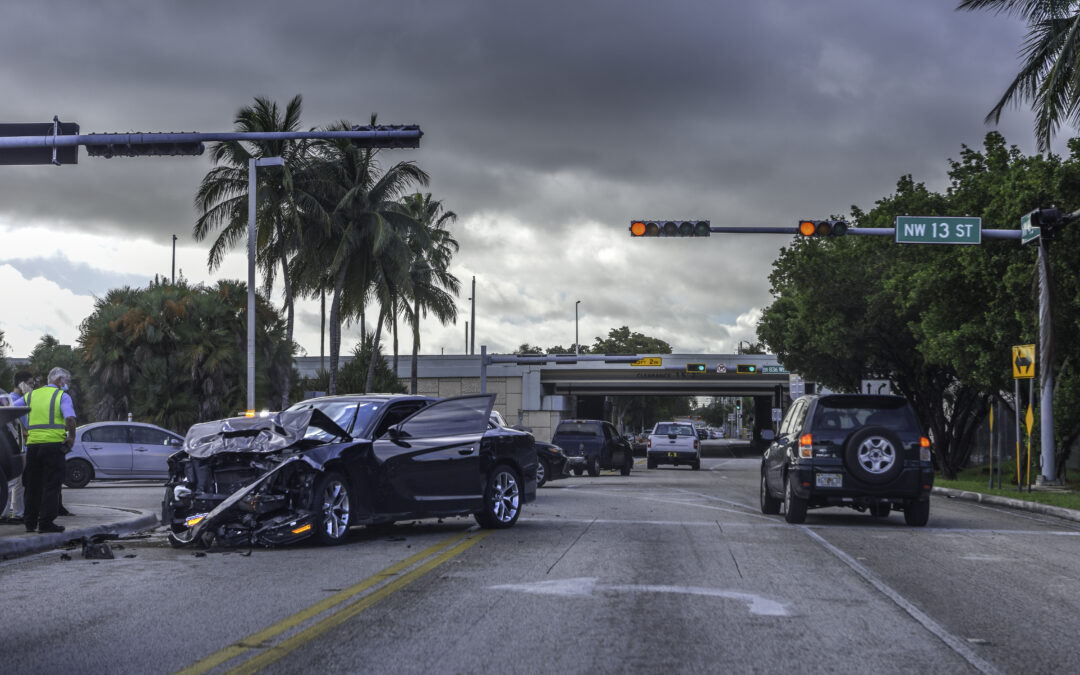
(162, 394, 537, 548)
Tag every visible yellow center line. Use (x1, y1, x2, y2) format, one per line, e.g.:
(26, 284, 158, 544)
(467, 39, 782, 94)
(226, 531, 491, 675)
(175, 529, 474, 675)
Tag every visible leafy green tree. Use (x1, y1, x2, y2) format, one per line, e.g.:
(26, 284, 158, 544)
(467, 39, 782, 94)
(591, 326, 672, 354)
(547, 344, 590, 354)
(515, 344, 544, 355)
(194, 95, 312, 409)
(958, 0, 1080, 152)
(26, 334, 91, 420)
(0, 328, 13, 393)
(401, 193, 460, 394)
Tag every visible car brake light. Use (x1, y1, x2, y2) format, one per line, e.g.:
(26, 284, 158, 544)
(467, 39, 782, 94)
(920, 437, 931, 462)
(799, 433, 813, 458)
(920, 436, 930, 447)
(694, 439, 699, 449)
(647, 438, 652, 448)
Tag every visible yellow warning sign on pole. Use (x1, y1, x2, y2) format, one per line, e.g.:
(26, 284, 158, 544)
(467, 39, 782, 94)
(1012, 344, 1035, 379)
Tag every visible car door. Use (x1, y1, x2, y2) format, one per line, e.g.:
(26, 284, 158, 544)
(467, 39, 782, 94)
(371, 394, 494, 513)
(129, 425, 182, 477)
(767, 399, 805, 492)
(80, 425, 133, 473)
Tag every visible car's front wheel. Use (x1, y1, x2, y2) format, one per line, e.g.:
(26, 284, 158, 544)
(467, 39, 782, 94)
(903, 498, 930, 526)
(783, 474, 808, 524)
(312, 471, 351, 545)
(64, 458, 93, 489)
(475, 464, 522, 529)
(536, 457, 549, 488)
(760, 472, 781, 515)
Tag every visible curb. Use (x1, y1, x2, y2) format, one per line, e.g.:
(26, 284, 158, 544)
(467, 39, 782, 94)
(0, 508, 160, 560)
(933, 486, 1080, 524)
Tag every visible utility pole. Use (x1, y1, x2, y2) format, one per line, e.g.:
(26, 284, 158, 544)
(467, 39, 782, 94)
(171, 234, 177, 284)
(470, 276, 476, 355)
(575, 300, 581, 356)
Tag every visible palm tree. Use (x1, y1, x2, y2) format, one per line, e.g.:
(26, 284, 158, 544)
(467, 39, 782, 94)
(958, 1, 1080, 151)
(401, 193, 461, 394)
(295, 118, 429, 394)
(193, 95, 315, 409)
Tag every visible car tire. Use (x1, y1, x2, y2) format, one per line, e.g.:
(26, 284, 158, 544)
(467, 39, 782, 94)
(620, 455, 632, 476)
(903, 498, 930, 527)
(536, 457, 549, 488)
(647, 457, 657, 470)
(760, 471, 781, 515)
(692, 460, 701, 471)
(475, 464, 522, 529)
(843, 426, 904, 485)
(0, 465, 7, 517)
(587, 456, 600, 477)
(64, 458, 93, 489)
(869, 503, 891, 518)
(312, 471, 352, 545)
(573, 466, 584, 476)
(783, 474, 808, 524)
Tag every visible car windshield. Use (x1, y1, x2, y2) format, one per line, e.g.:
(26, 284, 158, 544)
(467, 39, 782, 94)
(811, 397, 916, 432)
(554, 422, 601, 436)
(653, 423, 695, 436)
(287, 400, 383, 441)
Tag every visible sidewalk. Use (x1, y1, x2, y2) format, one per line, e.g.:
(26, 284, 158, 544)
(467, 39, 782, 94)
(0, 503, 159, 560)
(932, 486, 1080, 524)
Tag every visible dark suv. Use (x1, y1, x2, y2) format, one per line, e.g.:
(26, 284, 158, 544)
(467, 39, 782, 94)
(760, 394, 933, 526)
(551, 420, 634, 477)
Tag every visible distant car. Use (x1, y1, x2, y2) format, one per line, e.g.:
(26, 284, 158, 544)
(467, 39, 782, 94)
(696, 428, 708, 441)
(64, 421, 185, 488)
(551, 420, 633, 477)
(760, 394, 934, 526)
(647, 422, 700, 470)
(163, 393, 536, 547)
(0, 393, 28, 511)
(488, 412, 578, 487)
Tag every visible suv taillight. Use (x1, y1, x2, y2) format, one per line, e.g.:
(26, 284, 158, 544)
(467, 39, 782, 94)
(799, 433, 813, 458)
(920, 436, 931, 462)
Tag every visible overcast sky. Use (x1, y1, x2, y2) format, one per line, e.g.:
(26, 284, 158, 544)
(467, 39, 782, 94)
(0, 0, 1057, 360)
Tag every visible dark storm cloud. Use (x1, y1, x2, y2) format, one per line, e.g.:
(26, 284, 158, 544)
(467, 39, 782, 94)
(4, 254, 150, 298)
(0, 0, 1048, 354)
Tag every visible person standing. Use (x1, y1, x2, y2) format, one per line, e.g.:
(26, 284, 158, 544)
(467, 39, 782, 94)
(23, 367, 76, 534)
(3, 370, 32, 523)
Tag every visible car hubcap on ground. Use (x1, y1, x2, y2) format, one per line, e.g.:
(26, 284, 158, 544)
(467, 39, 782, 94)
(322, 480, 350, 538)
(856, 437, 897, 474)
(491, 471, 520, 523)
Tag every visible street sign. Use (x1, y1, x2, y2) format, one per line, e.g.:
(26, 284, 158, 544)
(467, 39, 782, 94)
(630, 357, 662, 367)
(1012, 344, 1035, 379)
(761, 365, 787, 374)
(771, 408, 782, 422)
(789, 376, 805, 399)
(862, 379, 891, 395)
(716, 364, 727, 374)
(1021, 212, 1040, 245)
(895, 216, 981, 245)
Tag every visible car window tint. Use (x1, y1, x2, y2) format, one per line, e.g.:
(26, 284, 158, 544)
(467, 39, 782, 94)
(555, 422, 601, 437)
(400, 396, 490, 438)
(374, 402, 428, 438)
(84, 426, 129, 443)
(654, 423, 694, 436)
(130, 426, 171, 445)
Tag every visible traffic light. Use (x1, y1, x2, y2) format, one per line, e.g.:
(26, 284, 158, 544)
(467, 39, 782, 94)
(797, 219, 848, 237)
(736, 364, 758, 374)
(630, 220, 710, 237)
(686, 363, 706, 373)
(84, 133, 204, 158)
(1024, 207, 1074, 241)
(350, 124, 422, 149)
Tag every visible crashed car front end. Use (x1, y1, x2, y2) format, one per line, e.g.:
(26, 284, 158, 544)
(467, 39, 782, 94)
(162, 409, 348, 548)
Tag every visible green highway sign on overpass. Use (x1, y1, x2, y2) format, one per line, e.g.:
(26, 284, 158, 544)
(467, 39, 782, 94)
(895, 216, 981, 244)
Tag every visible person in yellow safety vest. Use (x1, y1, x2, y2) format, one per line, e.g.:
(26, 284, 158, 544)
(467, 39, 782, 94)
(22, 367, 77, 534)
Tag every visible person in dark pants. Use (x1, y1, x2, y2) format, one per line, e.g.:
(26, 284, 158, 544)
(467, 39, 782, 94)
(22, 367, 77, 534)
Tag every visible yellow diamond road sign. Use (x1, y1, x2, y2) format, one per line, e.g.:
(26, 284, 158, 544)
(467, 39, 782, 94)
(1012, 344, 1035, 379)
(631, 357, 662, 367)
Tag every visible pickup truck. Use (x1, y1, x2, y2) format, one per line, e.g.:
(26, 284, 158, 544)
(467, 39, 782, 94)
(647, 422, 700, 470)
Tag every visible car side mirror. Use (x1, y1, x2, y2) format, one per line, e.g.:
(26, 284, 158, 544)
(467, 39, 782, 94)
(760, 429, 776, 441)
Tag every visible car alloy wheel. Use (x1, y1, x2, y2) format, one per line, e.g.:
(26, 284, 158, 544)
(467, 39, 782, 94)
(477, 465, 521, 529)
(856, 437, 897, 475)
(313, 471, 351, 545)
(843, 426, 905, 484)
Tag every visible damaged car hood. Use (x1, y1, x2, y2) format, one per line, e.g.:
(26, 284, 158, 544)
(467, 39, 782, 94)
(183, 408, 351, 458)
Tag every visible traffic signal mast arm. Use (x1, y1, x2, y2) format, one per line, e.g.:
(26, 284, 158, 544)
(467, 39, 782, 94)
(630, 223, 1025, 239)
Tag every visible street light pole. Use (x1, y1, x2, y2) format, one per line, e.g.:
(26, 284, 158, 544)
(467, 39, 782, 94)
(171, 234, 177, 284)
(575, 300, 581, 356)
(470, 276, 476, 355)
(247, 156, 284, 413)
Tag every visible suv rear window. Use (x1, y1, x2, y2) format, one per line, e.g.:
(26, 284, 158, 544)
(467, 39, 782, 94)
(554, 422, 601, 436)
(811, 396, 917, 432)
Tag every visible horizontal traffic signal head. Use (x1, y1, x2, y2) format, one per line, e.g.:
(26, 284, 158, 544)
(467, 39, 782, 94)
(630, 220, 710, 237)
(797, 219, 847, 237)
(735, 364, 758, 374)
(350, 124, 422, 148)
(84, 133, 205, 158)
(685, 363, 706, 373)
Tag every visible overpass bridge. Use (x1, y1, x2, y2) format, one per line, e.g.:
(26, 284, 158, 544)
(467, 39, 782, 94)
(296, 351, 803, 444)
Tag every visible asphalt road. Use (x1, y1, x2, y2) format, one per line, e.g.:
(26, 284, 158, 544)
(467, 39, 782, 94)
(2, 454, 1078, 674)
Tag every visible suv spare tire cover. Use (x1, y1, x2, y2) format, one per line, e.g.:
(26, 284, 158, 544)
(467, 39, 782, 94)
(843, 426, 904, 484)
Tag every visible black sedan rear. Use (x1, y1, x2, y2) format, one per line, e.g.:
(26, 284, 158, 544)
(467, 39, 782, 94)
(162, 394, 537, 547)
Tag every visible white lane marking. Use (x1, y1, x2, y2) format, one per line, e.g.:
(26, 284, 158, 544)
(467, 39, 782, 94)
(568, 488, 778, 523)
(490, 577, 789, 616)
(526, 515, 787, 528)
(803, 528, 1004, 675)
